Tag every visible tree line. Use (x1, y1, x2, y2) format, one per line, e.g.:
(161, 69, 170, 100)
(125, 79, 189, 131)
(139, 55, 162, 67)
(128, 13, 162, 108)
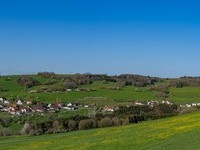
(0, 103, 179, 136)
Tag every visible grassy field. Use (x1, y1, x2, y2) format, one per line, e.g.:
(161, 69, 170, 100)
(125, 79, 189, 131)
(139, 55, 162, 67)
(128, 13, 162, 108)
(169, 87, 200, 104)
(1, 110, 200, 150)
(0, 75, 158, 105)
(2, 75, 200, 105)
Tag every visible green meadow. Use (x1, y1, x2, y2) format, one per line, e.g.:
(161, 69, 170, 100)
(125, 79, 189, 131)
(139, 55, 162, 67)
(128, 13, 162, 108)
(170, 87, 200, 104)
(0, 75, 157, 105)
(1, 75, 200, 105)
(1, 110, 200, 150)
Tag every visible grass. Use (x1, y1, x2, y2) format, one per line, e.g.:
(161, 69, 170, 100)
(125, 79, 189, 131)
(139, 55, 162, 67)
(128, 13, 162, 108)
(170, 87, 200, 104)
(0, 75, 158, 105)
(1, 111, 200, 149)
(2, 75, 200, 105)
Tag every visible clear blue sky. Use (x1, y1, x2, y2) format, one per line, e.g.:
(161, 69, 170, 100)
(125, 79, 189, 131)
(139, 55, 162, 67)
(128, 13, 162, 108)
(0, 0, 200, 77)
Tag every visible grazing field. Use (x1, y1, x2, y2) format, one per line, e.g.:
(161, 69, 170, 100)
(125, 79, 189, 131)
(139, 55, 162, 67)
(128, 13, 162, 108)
(169, 87, 200, 104)
(1, 111, 200, 150)
(2, 75, 200, 105)
(0, 75, 157, 105)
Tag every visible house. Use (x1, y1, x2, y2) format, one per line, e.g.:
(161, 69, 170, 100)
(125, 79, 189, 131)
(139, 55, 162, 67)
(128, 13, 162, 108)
(47, 103, 52, 108)
(134, 102, 144, 106)
(103, 106, 114, 112)
(49, 107, 57, 113)
(32, 105, 45, 113)
(36, 108, 45, 113)
(192, 103, 197, 106)
(7, 106, 21, 115)
(75, 89, 80, 92)
(16, 100, 23, 105)
(26, 100, 33, 105)
(21, 107, 30, 114)
(0, 105, 3, 111)
(0, 97, 6, 103)
(67, 103, 73, 107)
(84, 105, 89, 108)
(186, 104, 191, 108)
(63, 106, 76, 110)
(29, 90, 36, 93)
(3, 100, 9, 104)
(161, 100, 173, 105)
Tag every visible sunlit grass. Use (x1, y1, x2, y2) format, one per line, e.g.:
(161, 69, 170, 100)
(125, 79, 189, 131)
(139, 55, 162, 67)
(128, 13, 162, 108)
(1, 111, 200, 150)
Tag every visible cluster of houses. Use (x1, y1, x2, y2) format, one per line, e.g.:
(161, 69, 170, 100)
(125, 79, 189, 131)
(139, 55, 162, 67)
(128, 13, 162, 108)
(1, 96, 200, 116)
(102, 100, 174, 113)
(132, 100, 173, 107)
(180, 102, 200, 108)
(0, 97, 81, 116)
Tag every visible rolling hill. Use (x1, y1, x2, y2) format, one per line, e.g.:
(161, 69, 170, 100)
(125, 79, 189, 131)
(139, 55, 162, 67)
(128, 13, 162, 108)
(1, 111, 200, 150)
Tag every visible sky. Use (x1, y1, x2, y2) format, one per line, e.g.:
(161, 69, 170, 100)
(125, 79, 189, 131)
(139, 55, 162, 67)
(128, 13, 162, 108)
(0, 0, 200, 77)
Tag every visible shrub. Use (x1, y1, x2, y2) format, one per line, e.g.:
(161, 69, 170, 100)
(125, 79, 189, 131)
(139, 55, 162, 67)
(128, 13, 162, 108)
(68, 120, 77, 131)
(1, 128, 12, 136)
(21, 122, 33, 135)
(52, 120, 64, 133)
(1, 117, 12, 127)
(99, 118, 112, 127)
(120, 118, 129, 125)
(17, 77, 39, 88)
(63, 81, 77, 90)
(29, 129, 36, 136)
(111, 117, 121, 126)
(79, 119, 96, 130)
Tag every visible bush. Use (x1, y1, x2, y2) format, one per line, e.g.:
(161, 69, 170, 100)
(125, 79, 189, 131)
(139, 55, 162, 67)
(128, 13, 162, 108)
(17, 77, 39, 88)
(79, 119, 96, 130)
(21, 122, 33, 135)
(38, 72, 55, 78)
(52, 120, 64, 133)
(29, 129, 36, 136)
(68, 120, 77, 131)
(1, 117, 12, 127)
(99, 118, 112, 127)
(111, 117, 121, 126)
(1, 128, 12, 136)
(120, 118, 129, 125)
(63, 81, 77, 90)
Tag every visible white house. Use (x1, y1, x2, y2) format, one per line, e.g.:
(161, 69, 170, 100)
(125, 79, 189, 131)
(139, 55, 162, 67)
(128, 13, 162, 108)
(186, 104, 192, 108)
(17, 100, 23, 105)
(192, 103, 197, 106)
(67, 103, 73, 107)
(4, 100, 9, 104)
(0, 97, 4, 103)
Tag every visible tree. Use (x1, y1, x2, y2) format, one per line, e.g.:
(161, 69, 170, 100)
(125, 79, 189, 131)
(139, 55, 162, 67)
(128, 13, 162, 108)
(1, 117, 12, 127)
(99, 118, 112, 127)
(79, 119, 96, 130)
(21, 122, 33, 135)
(63, 81, 77, 89)
(68, 120, 77, 131)
(17, 77, 39, 88)
(1, 128, 12, 136)
(111, 117, 121, 126)
(115, 80, 125, 90)
(52, 120, 64, 133)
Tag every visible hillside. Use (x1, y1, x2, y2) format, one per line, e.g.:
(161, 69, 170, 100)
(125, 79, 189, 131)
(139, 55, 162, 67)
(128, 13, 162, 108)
(1, 74, 200, 105)
(1, 111, 200, 150)
(0, 75, 157, 105)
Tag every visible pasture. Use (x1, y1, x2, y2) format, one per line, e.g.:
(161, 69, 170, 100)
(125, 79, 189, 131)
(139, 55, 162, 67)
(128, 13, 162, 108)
(1, 110, 200, 150)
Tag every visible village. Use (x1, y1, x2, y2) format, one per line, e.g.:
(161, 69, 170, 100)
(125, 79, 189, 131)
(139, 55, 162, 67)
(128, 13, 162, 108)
(0, 97, 84, 116)
(0, 96, 199, 116)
